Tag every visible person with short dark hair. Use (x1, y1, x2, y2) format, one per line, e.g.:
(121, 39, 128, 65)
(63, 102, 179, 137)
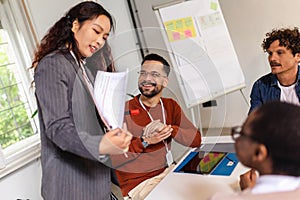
(112, 53, 201, 200)
(249, 27, 300, 113)
(211, 101, 300, 200)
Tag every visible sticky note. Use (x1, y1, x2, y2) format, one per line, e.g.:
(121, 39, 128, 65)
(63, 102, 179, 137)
(210, 2, 218, 11)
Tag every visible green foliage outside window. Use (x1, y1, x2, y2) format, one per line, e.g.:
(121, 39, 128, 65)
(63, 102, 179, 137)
(0, 29, 35, 148)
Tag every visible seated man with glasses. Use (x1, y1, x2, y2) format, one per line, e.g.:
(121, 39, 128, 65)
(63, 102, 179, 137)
(210, 101, 300, 200)
(112, 53, 201, 200)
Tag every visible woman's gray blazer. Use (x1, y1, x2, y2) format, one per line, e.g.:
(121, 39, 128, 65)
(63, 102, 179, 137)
(34, 50, 111, 200)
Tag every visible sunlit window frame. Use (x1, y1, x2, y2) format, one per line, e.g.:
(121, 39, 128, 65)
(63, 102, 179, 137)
(0, 0, 40, 178)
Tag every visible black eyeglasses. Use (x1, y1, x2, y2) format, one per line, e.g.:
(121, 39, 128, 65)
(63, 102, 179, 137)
(138, 71, 167, 78)
(231, 126, 258, 142)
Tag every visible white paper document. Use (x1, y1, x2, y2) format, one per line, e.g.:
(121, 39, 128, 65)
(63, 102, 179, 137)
(94, 70, 128, 129)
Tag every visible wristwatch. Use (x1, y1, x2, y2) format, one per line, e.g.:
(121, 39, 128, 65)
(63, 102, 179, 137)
(140, 137, 149, 148)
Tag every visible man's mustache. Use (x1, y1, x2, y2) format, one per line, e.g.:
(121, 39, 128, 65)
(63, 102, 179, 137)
(270, 61, 281, 66)
(140, 81, 157, 87)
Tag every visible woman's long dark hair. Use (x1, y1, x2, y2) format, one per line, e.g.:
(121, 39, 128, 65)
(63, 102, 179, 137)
(31, 1, 114, 70)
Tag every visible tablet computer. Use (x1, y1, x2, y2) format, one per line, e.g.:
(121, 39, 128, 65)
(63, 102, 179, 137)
(175, 151, 226, 174)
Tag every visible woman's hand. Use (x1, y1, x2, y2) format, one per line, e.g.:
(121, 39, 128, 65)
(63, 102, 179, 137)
(99, 128, 132, 155)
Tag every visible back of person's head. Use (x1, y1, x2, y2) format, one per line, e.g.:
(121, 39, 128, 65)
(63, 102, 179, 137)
(261, 27, 300, 56)
(141, 53, 170, 76)
(248, 101, 300, 176)
(32, 1, 114, 69)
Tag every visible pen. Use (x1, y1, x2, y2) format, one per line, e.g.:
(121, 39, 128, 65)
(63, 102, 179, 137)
(122, 122, 129, 158)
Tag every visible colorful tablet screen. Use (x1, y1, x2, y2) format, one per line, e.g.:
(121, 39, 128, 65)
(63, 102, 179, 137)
(179, 151, 226, 174)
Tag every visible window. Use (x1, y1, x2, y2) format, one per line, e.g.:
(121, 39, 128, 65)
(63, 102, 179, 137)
(0, 28, 37, 148)
(0, 0, 40, 177)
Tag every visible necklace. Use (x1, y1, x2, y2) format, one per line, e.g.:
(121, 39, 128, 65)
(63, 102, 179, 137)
(138, 97, 166, 124)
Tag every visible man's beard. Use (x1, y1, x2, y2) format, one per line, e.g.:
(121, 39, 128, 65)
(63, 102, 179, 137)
(138, 81, 163, 98)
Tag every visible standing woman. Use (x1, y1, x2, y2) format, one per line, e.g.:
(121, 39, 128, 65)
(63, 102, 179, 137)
(31, 2, 132, 200)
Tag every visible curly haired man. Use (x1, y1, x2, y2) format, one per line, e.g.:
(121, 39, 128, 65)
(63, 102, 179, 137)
(249, 27, 300, 113)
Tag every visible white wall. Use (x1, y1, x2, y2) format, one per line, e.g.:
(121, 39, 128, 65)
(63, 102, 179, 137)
(24, 0, 81, 40)
(0, 160, 42, 200)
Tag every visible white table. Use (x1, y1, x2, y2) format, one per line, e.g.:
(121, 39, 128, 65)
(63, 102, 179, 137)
(145, 136, 249, 200)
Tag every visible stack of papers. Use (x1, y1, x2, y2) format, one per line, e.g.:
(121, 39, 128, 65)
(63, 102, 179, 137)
(93, 70, 128, 129)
